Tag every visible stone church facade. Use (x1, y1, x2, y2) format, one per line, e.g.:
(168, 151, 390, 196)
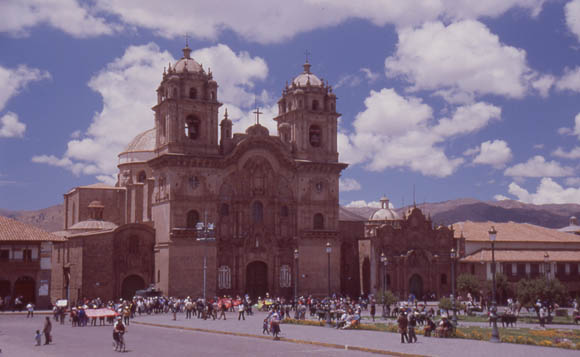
(51, 45, 353, 303)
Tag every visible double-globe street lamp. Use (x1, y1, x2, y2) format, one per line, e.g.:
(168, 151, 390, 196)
(544, 252, 551, 281)
(195, 212, 215, 303)
(325, 242, 332, 326)
(450, 248, 458, 327)
(488, 226, 500, 343)
(294, 249, 299, 305)
(380, 252, 387, 317)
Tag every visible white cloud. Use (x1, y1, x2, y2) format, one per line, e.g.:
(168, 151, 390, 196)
(0, 64, 50, 111)
(0, 112, 26, 138)
(334, 68, 380, 89)
(565, 177, 580, 187)
(32, 42, 269, 179)
(385, 20, 543, 103)
(471, 140, 513, 168)
(92, 0, 545, 44)
(504, 155, 574, 177)
(552, 146, 580, 159)
(0, 0, 116, 38)
(530, 74, 555, 97)
(494, 194, 510, 201)
(339, 88, 501, 177)
(504, 178, 580, 204)
(339, 178, 362, 192)
(556, 112, 580, 139)
(556, 66, 580, 92)
(360, 68, 379, 82)
(565, 0, 580, 42)
(533, 144, 544, 149)
(345, 200, 382, 208)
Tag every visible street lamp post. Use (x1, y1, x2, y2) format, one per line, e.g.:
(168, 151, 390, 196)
(326, 242, 332, 297)
(380, 252, 387, 317)
(488, 226, 500, 343)
(294, 249, 299, 305)
(544, 252, 550, 281)
(450, 248, 458, 327)
(195, 211, 215, 302)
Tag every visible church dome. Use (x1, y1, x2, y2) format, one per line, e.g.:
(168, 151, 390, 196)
(293, 61, 322, 87)
(369, 197, 400, 221)
(123, 128, 156, 153)
(68, 219, 118, 232)
(173, 45, 203, 73)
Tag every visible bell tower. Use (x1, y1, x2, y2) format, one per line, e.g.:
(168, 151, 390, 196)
(273, 60, 339, 162)
(153, 44, 221, 156)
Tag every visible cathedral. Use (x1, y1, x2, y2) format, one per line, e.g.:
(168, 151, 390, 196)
(50, 44, 352, 302)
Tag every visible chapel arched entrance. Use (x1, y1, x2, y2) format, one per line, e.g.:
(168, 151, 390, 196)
(409, 274, 423, 299)
(14, 276, 35, 303)
(121, 275, 146, 300)
(246, 261, 268, 299)
(0, 280, 11, 299)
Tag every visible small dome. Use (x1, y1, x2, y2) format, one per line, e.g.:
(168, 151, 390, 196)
(123, 128, 156, 153)
(68, 220, 118, 232)
(88, 200, 104, 208)
(293, 62, 322, 87)
(173, 44, 203, 73)
(369, 197, 400, 221)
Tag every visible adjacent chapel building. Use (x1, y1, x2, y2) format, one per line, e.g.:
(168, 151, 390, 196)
(51, 45, 355, 303)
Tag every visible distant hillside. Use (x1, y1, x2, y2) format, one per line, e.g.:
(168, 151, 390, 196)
(342, 199, 580, 229)
(2, 199, 579, 232)
(0, 204, 64, 232)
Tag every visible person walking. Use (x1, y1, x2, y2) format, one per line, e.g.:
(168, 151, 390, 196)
(408, 312, 418, 343)
(218, 302, 227, 320)
(397, 312, 408, 343)
(370, 299, 376, 322)
(43, 316, 52, 345)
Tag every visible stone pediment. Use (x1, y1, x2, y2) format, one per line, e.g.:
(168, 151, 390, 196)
(224, 135, 295, 169)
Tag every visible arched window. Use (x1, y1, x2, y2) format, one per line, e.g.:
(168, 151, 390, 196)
(280, 205, 289, 217)
(218, 265, 231, 289)
(220, 203, 229, 217)
(211, 91, 215, 100)
(137, 171, 147, 183)
(189, 87, 197, 99)
(252, 201, 263, 223)
(312, 100, 319, 111)
(159, 115, 166, 138)
(440, 273, 447, 285)
(313, 213, 324, 230)
(185, 115, 200, 139)
(172, 87, 178, 98)
(309, 125, 322, 147)
(186, 210, 200, 229)
(279, 265, 291, 288)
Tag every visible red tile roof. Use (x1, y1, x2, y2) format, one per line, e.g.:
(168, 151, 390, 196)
(461, 249, 580, 262)
(0, 216, 65, 242)
(452, 221, 580, 243)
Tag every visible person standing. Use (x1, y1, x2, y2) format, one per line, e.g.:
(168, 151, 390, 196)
(26, 303, 34, 318)
(397, 312, 408, 343)
(218, 302, 227, 320)
(407, 312, 418, 343)
(238, 302, 245, 320)
(370, 299, 376, 322)
(35, 330, 41, 346)
(43, 316, 52, 345)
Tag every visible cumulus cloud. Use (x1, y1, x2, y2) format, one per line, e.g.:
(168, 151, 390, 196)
(345, 200, 382, 208)
(552, 146, 580, 159)
(471, 140, 513, 168)
(0, 64, 51, 111)
(493, 194, 510, 201)
(565, 177, 580, 186)
(339, 178, 362, 192)
(556, 66, 580, 92)
(385, 20, 544, 103)
(504, 155, 574, 177)
(565, 0, 580, 42)
(503, 178, 580, 204)
(0, 112, 26, 138)
(0, 0, 116, 38)
(32, 42, 270, 179)
(338, 88, 501, 176)
(89, 0, 545, 44)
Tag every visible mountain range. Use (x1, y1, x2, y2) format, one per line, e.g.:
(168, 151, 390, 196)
(1, 199, 579, 233)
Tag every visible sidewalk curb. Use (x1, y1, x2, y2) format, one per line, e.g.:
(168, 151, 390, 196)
(133, 321, 429, 357)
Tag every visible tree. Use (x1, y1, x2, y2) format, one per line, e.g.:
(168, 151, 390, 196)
(457, 273, 480, 298)
(483, 273, 512, 304)
(516, 277, 568, 320)
(376, 290, 398, 307)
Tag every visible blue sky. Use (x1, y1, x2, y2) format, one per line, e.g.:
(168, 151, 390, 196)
(1, 0, 580, 211)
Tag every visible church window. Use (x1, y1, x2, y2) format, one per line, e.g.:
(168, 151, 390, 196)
(220, 203, 229, 217)
(211, 91, 215, 100)
(185, 115, 200, 140)
(309, 125, 322, 147)
(312, 100, 319, 111)
(252, 201, 263, 223)
(279, 265, 291, 288)
(186, 210, 200, 229)
(280, 205, 289, 217)
(298, 99, 303, 108)
(440, 273, 447, 285)
(173, 87, 178, 98)
(128, 236, 139, 254)
(137, 171, 147, 183)
(189, 87, 197, 99)
(157, 270, 160, 283)
(313, 213, 324, 230)
(218, 265, 231, 289)
(159, 115, 166, 138)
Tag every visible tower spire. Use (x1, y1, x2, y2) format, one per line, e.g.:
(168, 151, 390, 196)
(182, 33, 192, 59)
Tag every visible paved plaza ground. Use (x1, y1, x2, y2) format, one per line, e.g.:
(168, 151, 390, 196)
(1, 310, 578, 356)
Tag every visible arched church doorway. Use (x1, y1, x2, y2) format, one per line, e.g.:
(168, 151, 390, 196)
(409, 274, 423, 300)
(0, 280, 10, 298)
(14, 276, 35, 303)
(362, 257, 370, 296)
(246, 261, 268, 299)
(121, 275, 146, 300)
